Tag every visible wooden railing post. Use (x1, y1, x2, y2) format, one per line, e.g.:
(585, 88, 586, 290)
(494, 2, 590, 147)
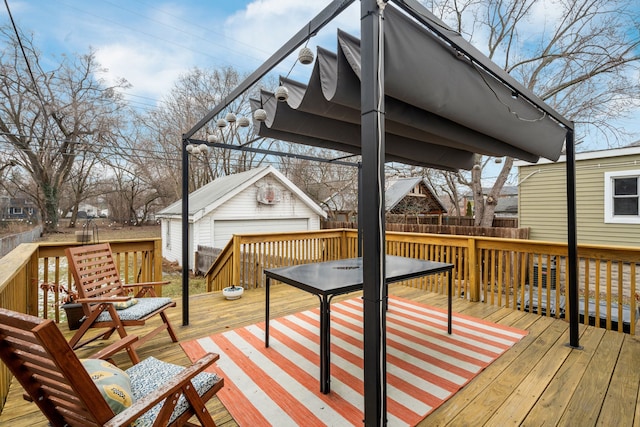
(232, 235, 241, 288)
(153, 239, 163, 296)
(467, 237, 480, 302)
(28, 249, 39, 316)
(340, 229, 347, 259)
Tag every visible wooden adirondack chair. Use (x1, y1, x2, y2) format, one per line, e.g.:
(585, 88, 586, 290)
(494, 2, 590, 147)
(0, 308, 223, 427)
(65, 243, 178, 354)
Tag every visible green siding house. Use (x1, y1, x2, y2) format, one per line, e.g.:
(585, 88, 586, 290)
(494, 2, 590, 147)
(516, 144, 640, 246)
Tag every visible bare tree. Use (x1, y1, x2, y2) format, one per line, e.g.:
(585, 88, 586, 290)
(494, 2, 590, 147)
(424, 0, 640, 226)
(136, 67, 269, 200)
(61, 149, 105, 228)
(0, 26, 129, 233)
(279, 144, 360, 214)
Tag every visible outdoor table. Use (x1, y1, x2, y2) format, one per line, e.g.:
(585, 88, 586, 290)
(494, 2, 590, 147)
(264, 255, 454, 394)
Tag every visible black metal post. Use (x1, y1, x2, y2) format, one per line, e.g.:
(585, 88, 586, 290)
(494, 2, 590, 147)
(265, 277, 270, 347)
(361, 0, 387, 425)
(319, 295, 331, 394)
(566, 128, 580, 348)
(181, 136, 190, 326)
(358, 162, 363, 257)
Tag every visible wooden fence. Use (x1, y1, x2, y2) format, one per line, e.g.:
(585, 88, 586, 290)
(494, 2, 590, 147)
(205, 229, 639, 336)
(323, 216, 524, 239)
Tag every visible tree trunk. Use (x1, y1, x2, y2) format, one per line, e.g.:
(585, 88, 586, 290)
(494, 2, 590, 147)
(479, 157, 514, 227)
(471, 155, 484, 226)
(42, 184, 59, 233)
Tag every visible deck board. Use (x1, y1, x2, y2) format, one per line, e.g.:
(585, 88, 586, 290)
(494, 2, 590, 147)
(521, 326, 604, 426)
(432, 317, 567, 426)
(1, 283, 638, 426)
(486, 323, 578, 426)
(599, 334, 640, 426)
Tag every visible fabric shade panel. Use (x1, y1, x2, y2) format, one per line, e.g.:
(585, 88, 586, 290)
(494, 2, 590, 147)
(251, 4, 567, 171)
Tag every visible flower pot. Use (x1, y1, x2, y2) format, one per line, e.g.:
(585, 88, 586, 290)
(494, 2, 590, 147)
(62, 302, 84, 330)
(223, 286, 244, 300)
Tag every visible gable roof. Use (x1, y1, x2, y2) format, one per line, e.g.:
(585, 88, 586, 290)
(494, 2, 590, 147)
(157, 165, 326, 221)
(385, 177, 446, 212)
(495, 197, 518, 214)
(323, 190, 358, 212)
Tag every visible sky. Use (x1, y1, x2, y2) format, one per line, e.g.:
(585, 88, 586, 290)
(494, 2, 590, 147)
(4, 0, 360, 112)
(2, 0, 640, 151)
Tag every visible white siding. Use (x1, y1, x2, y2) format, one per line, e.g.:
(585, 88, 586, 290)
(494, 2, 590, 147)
(160, 219, 194, 267)
(519, 153, 640, 246)
(213, 179, 317, 220)
(213, 218, 309, 248)
(209, 178, 320, 248)
(161, 174, 323, 268)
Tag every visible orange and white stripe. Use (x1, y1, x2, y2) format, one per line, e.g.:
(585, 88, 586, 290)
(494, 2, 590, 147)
(182, 296, 527, 427)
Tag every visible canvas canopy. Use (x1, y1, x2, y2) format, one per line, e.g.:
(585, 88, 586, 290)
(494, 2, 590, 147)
(251, 5, 567, 170)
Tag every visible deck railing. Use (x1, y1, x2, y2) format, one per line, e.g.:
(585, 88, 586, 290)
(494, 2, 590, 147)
(36, 239, 165, 322)
(206, 229, 639, 335)
(0, 238, 164, 412)
(2, 231, 639, 413)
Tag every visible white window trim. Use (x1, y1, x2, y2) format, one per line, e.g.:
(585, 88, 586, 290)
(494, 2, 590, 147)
(604, 170, 640, 224)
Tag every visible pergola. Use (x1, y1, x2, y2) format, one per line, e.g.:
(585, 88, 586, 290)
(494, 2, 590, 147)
(181, 1, 578, 425)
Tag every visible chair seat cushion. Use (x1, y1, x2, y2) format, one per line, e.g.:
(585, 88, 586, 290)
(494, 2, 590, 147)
(127, 357, 221, 427)
(81, 358, 133, 414)
(95, 297, 173, 322)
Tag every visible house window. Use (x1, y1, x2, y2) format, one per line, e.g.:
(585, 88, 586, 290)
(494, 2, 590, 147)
(604, 170, 640, 224)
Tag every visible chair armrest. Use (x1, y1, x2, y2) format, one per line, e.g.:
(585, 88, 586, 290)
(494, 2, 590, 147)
(76, 296, 131, 303)
(89, 335, 139, 363)
(104, 353, 220, 427)
(124, 281, 171, 298)
(122, 281, 171, 288)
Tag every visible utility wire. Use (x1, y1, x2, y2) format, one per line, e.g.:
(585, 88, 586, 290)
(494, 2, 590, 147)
(3, 0, 50, 120)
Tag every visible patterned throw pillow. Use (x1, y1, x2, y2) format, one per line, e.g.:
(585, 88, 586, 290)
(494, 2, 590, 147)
(81, 359, 134, 414)
(113, 298, 138, 310)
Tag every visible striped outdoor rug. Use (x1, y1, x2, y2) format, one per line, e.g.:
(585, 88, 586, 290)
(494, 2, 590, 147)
(181, 296, 527, 426)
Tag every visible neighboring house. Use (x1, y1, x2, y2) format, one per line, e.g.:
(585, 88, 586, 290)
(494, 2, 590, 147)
(323, 190, 358, 222)
(0, 196, 38, 220)
(385, 177, 447, 215)
(516, 143, 640, 245)
(78, 203, 110, 218)
(462, 185, 519, 217)
(156, 165, 327, 270)
(323, 176, 447, 220)
(64, 204, 109, 220)
(494, 197, 518, 217)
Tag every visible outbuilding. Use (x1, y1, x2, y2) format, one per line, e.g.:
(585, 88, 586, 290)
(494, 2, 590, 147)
(157, 165, 327, 270)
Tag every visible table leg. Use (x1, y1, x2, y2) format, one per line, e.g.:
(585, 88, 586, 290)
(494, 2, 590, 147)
(320, 295, 331, 394)
(448, 268, 452, 335)
(265, 277, 270, 348)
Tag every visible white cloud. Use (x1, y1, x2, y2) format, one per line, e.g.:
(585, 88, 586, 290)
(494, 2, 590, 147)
(13, 1, 363, 101)
(94, 42, 191, 104)
(223, 0, 360, 74)
(526, 0, 566, 31)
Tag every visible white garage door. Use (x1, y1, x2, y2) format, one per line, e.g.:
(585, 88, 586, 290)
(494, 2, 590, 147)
(213, 218, 309, 248)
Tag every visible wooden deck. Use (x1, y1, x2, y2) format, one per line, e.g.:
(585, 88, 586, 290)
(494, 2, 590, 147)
(1, 283, 639, 426)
